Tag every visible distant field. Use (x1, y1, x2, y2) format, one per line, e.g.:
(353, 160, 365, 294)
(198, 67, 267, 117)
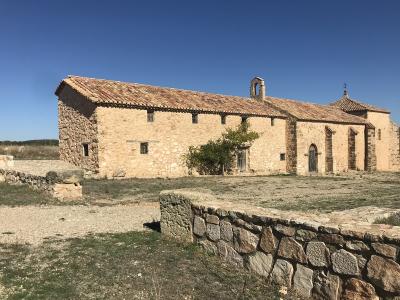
(0, 144, 59, 160)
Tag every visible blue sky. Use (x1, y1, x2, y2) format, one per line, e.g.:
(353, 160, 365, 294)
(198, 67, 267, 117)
(0, 0, 399, 140)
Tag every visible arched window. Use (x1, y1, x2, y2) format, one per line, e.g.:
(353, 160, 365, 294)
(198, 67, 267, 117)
(308, 144, 318, 172)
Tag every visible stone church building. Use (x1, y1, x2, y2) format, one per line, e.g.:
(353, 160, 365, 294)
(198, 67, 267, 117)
(55, 76, 400, 178)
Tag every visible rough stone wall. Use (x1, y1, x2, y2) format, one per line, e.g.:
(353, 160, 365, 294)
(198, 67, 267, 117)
(366, 112, 392, 171)
(160, 191, 400, 299)
(0, 168, 82, 200)
(296, 122, 366, 175)
(389, 121, 400, 171)
(96, 107, 287, 178)
(348, 128, 357, 170)
(365, 127, 377, 171)
(58, 85, 99, 171)
(325, 127, 333, 173)
(285, 117, 297, 174)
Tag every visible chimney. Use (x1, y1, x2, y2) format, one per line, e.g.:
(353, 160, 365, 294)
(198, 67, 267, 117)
(250, 77, 266, 100)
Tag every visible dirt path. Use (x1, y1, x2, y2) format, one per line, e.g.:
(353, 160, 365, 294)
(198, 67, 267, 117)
(0, 203, 160, 245)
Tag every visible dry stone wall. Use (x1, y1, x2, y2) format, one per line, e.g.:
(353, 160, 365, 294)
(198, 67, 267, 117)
(160, 190, 400, 299)
(389, 121, 400, 171)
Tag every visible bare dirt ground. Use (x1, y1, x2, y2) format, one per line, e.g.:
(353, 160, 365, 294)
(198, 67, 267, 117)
(0, 202, 159, 245)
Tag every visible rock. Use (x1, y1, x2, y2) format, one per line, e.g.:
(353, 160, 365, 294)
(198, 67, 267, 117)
(0, 174, 5, 183)
(205, 214, 219, 225)
(345, 240, 370, 252)
(312, 273, 340, 300)
(274, 224, 296, 236)
(354, 253, 367, 270)
(206, 223, 220, 241)
(342, 278, 379, 300)
(198, 239, 217, 254)
(293, 264, 313, 298)
(112, 169, 126, 178)
(220, 221, 233, 242)
(246, 251, 274, 278)
(306, 241, 330, 267)
(234, 218, 262, 233)
(52, 183, 82, 200)
(371, 243, 397, 259)
(367, 255, 400, 293)
(331, 249, 359, 276)
(259, 227, 278, 254)
(318, 233, 345, 246)
(233, 227, 259, 254)
(193, 216, 206, 237)
(278, 237, 307, 263)
(295, 229, 317, 242)
(270, 259, 294, 288)
(217, 240, 243, 268)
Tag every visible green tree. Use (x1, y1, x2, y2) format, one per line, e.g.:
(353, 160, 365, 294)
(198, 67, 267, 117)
(184, 121, 260, 175)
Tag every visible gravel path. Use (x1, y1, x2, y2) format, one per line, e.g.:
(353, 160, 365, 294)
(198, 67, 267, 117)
(0, 203, 160, 245)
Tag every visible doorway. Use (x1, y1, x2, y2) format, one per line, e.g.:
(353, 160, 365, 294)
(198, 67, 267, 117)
(308, 144, 318, 173)
(237, 150, 247, 172)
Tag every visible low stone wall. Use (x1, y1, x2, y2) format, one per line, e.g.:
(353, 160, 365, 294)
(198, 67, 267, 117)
(160, 190, 400, 299)
(0, 159, 83, 200)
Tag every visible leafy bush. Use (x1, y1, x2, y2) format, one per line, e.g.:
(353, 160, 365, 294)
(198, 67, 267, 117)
(184, 121, 260, 175)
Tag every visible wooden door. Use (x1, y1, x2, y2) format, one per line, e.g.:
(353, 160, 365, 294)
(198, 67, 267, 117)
(309, 144, 318, 172)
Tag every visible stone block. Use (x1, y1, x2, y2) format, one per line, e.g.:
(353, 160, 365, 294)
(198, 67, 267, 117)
(198, 239, 217, 255)
(367, 255, 400, 293)
(306, 241, 330, 267)
(220, 220, 233, 243)
(270, 259, 293, 288)
(345, 240, 370, 252)
(193, 216, 206, 237)
(342, 278, 379, 300)
(295, 229, 317, 242)
(246, 251, 273, 278)
(293, 264, 313, 298)
(278, 237, 307, 263)
(318, 233, 344, 246)
(259, 226, 278, 254)
(371, 242, 397, 259)
(217, 240, 243, 268)
(206, 214, 219, 225)
(274, 224, 296, 236)
(52, 183, 82, 200)
(312, 273, 340, 300)
(206, 223, 220, 241)
(233, 227, 259, 254)
(331, 249, 359, 276)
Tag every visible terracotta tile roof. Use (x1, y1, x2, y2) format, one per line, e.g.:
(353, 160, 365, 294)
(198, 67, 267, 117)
(330, 95, 390, 113)
(56, 76, 286, 118)
(265, 96, 370, 125)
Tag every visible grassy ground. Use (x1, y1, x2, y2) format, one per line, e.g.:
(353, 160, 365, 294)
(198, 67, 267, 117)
(83, 172, 400, 212)
(0, 231, 293, 300)
(1, 172, 399, 212)
(374, 212, 400, 226)
(0, 145, 59, 160)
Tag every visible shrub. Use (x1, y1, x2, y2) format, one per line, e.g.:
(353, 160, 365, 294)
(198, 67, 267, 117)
(184, 121, 260, 175)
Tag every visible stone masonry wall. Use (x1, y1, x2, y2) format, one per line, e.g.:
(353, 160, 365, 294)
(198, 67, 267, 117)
(96, 106, 287, 178)
(366, 112, 392, 171)
(58, 85, 99, 172)
(365, 127, 377, 172)
(160, 190, 400, 299)
(285, 117, 297, 174)
(389, 121, 400, 171)
(296, 122, 366, 175)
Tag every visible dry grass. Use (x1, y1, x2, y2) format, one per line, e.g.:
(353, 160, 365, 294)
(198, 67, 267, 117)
(83, 172, 400, 212)
(0, 145, 59, 160)
(0, 231, 293, 300)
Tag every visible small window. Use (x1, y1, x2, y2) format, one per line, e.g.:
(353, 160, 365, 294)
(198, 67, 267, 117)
(221, 114, 226, 125)
(192, 113, 198, 124)
(147, 110, 154, 122)
(241, 116, 248, 124)
(271, 118, 275, 126)
(82, 143, 89, 157)
(378, 129, 381, 140)
(140, 142, 149, 154)
(280, 153, 286, 161)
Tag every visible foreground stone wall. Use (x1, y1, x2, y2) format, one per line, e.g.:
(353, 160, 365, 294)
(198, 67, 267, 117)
(0, 168, 82, 200)
(160, 190, 400, 299)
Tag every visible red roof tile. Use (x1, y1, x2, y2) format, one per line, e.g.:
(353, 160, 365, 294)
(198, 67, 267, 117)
(330, 95, 390, 114)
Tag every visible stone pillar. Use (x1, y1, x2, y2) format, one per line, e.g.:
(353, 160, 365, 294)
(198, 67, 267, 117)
(286, 117, 297, 174)
(365, 127, 377, 171)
